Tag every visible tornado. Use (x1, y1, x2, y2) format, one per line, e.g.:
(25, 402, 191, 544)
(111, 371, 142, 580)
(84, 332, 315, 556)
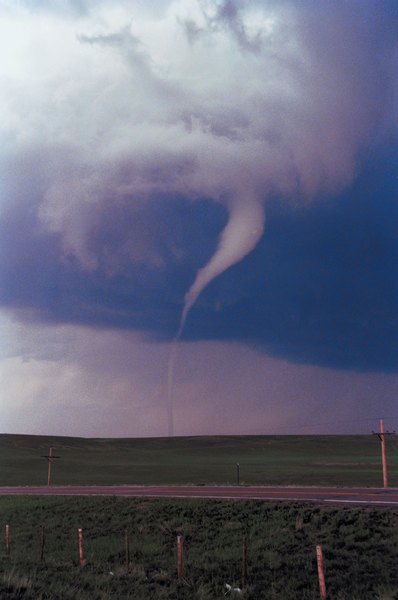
(178, 194, 266, 337)
(167, 193, 265, 436)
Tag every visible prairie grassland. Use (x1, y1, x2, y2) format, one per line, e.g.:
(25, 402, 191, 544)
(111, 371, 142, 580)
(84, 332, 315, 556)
(1, 433, 397, 487)
(1, 496, 398, 599)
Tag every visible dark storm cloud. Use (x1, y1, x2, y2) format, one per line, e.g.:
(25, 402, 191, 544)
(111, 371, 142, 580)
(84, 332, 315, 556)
(1, 147, 396, 372)
(0, 151, 226, 333)
(0, 0, 397, 372)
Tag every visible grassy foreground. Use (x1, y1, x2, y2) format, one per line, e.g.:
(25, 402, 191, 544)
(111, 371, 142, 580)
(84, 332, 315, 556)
(1, 433, 397, 487)
(1, 496, 398, 599)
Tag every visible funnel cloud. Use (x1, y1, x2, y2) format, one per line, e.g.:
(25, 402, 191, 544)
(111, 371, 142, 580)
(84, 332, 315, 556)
(179, 195, 265, 336)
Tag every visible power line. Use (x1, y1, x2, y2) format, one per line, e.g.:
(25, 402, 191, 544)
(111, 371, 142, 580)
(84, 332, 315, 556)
(276, 416, 398, 433)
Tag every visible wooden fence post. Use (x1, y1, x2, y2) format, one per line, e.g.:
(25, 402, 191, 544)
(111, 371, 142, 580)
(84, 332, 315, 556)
(316, 544, 327, 600)
(40, 526, 45, 561)
(241, 537, 248, 589)
(125, 529, 130, 571)
(5, 524, 10, 556)
(78, 528, 86, 566)
(177, 535, 184, 582)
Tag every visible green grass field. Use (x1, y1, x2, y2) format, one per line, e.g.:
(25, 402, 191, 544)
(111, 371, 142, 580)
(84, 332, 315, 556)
(2, 435, 398, 599)
(1, 433, 397, 487)
(1, 496, 398, 599)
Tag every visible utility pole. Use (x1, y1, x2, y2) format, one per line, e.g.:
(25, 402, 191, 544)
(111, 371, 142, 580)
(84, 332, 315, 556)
(42, 447, 60, 486)
(372, 420, 396, 488)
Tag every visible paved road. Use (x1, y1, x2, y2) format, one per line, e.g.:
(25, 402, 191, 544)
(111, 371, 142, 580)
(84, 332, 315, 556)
(1, 485, 398, 506)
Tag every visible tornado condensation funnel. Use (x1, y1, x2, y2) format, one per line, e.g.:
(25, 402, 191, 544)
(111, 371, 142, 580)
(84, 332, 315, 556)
(177, 194, 265, 337)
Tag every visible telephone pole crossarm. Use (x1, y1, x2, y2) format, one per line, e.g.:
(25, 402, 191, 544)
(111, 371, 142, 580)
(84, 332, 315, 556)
(41, 447, 61, 486)
(372, 431, 396, 441)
